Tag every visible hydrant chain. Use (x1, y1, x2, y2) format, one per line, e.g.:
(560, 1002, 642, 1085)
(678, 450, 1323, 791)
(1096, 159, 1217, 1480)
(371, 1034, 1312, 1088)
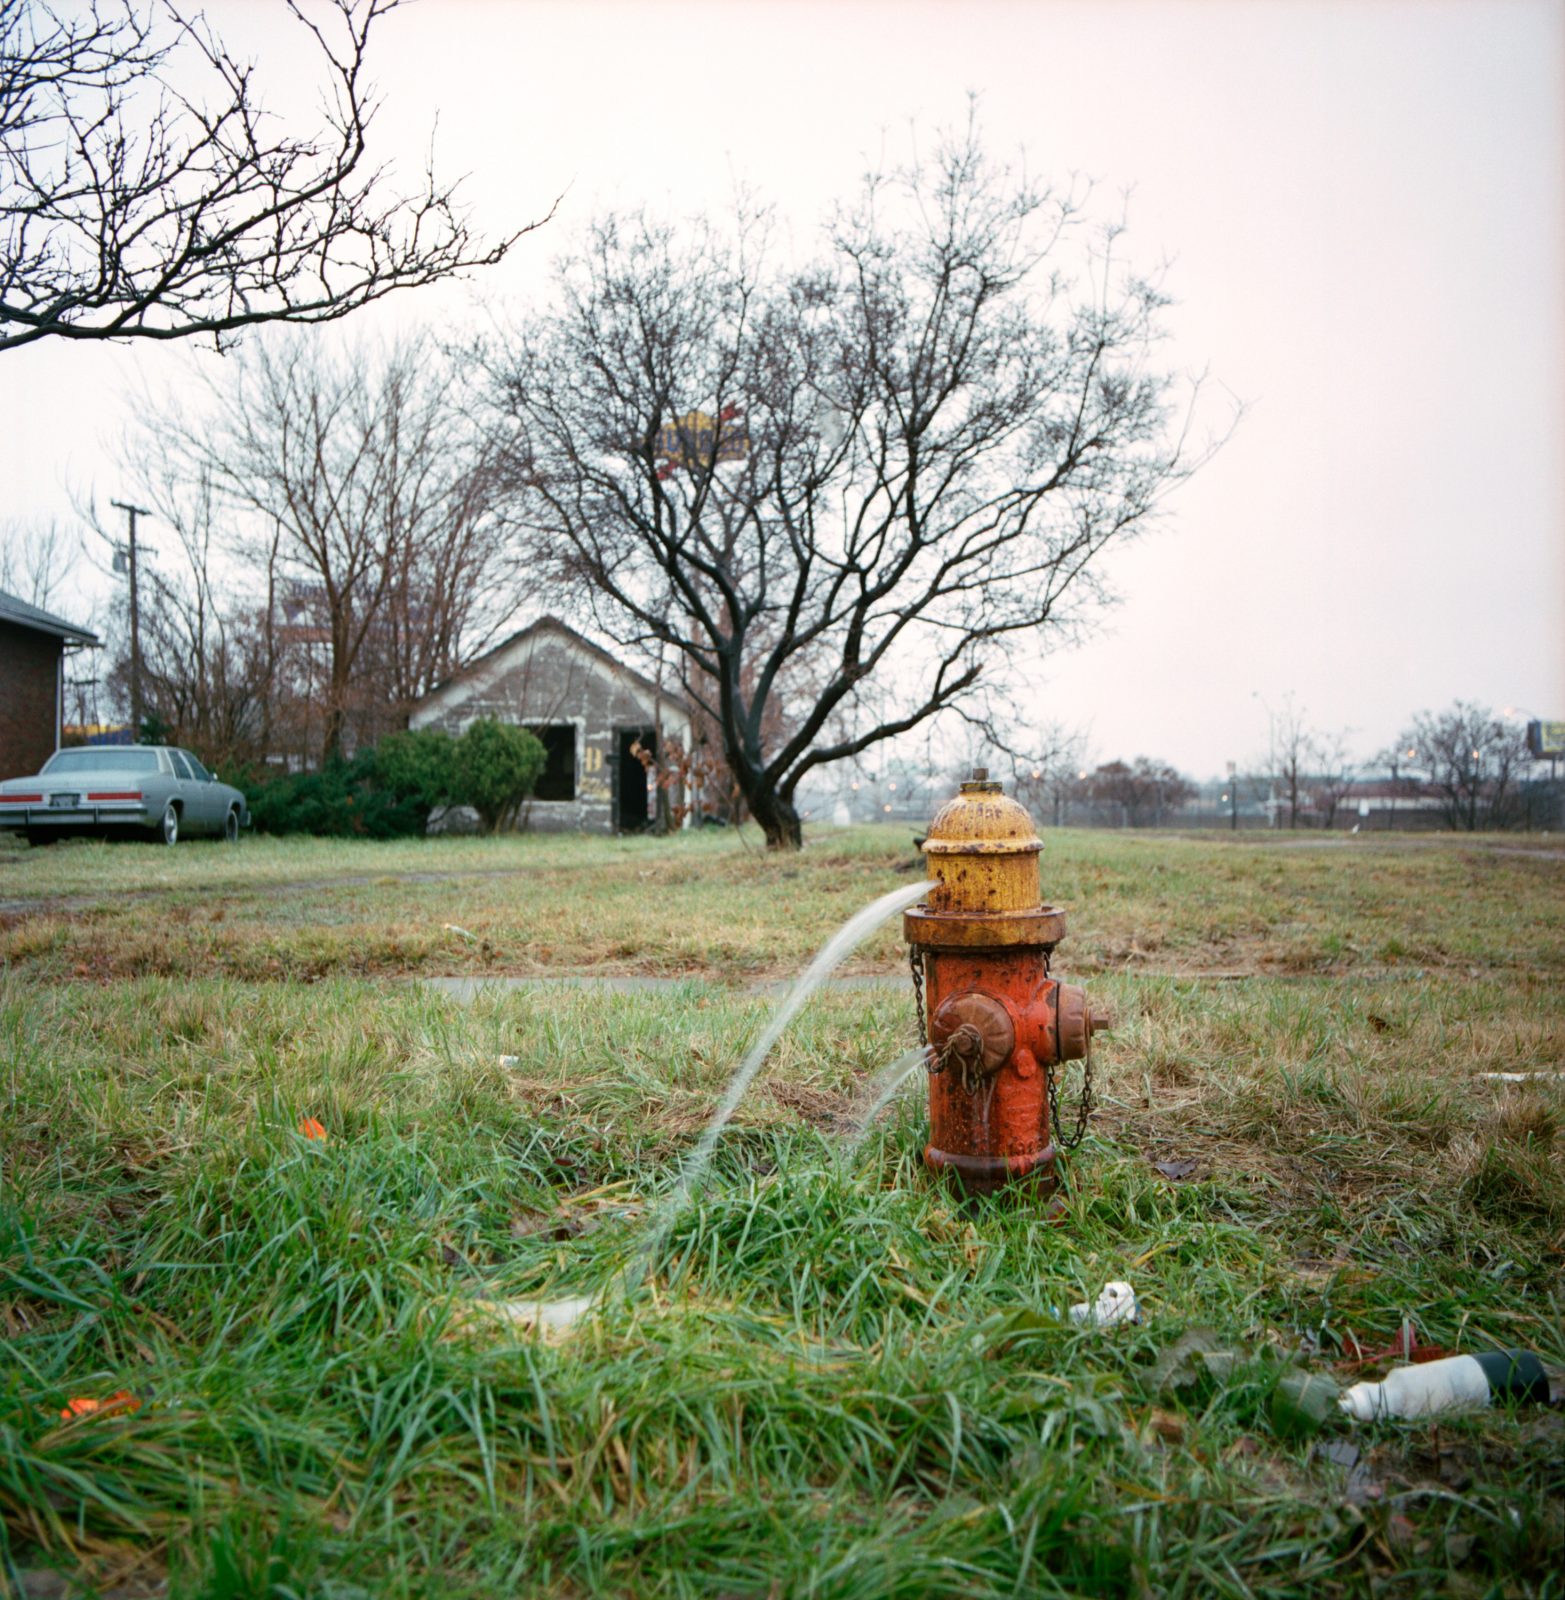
(909, 944, 929, 1056)
(1047, 1048, 1095, 1153)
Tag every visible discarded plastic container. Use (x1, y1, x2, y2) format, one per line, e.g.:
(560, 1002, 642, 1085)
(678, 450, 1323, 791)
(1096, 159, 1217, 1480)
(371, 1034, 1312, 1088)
(1069, 1281, 1139, 1328)
(1340, 1350, 1549, 1421)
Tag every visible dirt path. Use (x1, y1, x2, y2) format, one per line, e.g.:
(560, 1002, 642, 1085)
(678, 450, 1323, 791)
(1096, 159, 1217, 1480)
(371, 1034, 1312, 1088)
(0, 863, 533, 917)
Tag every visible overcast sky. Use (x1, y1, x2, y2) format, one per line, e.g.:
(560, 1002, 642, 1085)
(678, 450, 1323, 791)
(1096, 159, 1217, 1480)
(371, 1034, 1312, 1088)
(2, 0, 1560, 778)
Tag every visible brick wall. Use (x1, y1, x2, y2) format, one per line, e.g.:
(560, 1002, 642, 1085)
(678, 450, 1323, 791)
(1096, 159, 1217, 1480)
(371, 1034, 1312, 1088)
(0, 621, 61, 778)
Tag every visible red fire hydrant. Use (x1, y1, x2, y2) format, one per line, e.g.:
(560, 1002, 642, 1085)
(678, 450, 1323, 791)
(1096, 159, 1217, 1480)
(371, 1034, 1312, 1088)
(905, 771, 1109, 1197)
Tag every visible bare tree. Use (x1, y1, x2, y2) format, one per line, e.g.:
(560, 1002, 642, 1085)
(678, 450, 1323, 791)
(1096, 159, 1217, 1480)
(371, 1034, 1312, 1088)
(143, 331, 517, 760)
(1264, 692, 1313, 829)
(1399, 702, 1533, 831)
(2, 0, 543, 352)
(1084, 756, 1194, 827)
(1005, 725, 1089, 827)
(491, 112, 1229, 848)
(83, 468, 276, 765)
(1310, 729, 1357, 830)
(0, 515, 79, 606)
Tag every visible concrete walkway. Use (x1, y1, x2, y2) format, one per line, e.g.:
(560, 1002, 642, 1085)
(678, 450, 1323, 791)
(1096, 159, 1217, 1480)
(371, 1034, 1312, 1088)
(421, 974, 907, 1002)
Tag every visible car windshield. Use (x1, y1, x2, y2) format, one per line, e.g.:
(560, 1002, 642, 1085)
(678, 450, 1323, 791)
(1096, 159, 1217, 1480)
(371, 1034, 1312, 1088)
(42, 748, 164, 775)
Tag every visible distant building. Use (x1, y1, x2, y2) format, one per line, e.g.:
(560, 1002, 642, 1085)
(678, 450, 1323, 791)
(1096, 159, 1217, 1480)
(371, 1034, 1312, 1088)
(0, 589, 99, 778)
(1336, 775, 1446, 831)
(409, 616, 692, 833)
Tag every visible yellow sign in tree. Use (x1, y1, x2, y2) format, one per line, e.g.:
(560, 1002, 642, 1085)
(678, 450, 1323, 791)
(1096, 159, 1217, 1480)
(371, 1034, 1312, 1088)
(654, 407, 748, 478)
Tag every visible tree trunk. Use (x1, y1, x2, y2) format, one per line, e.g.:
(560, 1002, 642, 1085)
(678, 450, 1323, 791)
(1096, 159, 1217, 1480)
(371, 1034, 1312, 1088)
(748, 785, 803, 851)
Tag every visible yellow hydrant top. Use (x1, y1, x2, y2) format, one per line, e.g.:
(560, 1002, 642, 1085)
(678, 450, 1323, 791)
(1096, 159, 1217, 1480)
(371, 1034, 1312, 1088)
(922, 771, 1045, 916)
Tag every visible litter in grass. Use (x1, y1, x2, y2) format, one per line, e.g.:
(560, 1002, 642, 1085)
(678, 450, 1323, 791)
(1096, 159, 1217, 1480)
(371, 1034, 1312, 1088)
(457, 1293, 600, 1339)
(1313, 1440, 1381, 1505)
(442, 923, 477, 941)
(1151, 1156, 1199, 1180)
(58, 1390, 141, 1421)
(1480, 1072, 1564, 1082)
(298, 1115, 327, 1140)
(1339, 1350, 1550, 1421)
(1270, 1369, 1342, 1436)
(1068, 1281, 1139, 1328)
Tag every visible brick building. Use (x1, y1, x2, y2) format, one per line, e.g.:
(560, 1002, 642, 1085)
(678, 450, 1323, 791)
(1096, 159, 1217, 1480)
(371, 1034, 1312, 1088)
(409, 617, 692, 833)
(0, 590, 99, 779)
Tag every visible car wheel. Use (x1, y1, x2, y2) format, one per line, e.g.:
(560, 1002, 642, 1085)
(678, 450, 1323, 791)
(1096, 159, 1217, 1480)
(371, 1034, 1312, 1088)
(156, 803, 180, 846)
(224, 806, 241, 843)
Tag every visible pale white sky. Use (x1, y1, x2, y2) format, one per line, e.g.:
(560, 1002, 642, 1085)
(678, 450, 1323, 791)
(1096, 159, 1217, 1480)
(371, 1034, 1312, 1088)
(3, 0, 1561, 777)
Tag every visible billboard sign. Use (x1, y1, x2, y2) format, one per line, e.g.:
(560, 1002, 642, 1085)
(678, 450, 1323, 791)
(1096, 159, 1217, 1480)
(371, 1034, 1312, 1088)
(655, 406, 748, 479)
(1526, 720, 1564, 759)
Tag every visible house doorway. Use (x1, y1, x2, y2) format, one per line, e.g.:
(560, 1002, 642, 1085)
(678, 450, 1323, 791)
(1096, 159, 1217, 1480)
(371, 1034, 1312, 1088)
(614, 726, 657, 832)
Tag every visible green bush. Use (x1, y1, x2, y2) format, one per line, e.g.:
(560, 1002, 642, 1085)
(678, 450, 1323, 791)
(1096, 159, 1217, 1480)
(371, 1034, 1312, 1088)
(238, 753, 431, 839)
(371, 728, 458, 812)
(451, 718, 546, 833)
(233, 721, 545, 837)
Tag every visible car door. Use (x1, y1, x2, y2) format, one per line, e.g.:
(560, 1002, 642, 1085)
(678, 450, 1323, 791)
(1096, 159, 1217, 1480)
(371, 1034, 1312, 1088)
(166, 749, 210, 834)
(179, 749, 225, 833)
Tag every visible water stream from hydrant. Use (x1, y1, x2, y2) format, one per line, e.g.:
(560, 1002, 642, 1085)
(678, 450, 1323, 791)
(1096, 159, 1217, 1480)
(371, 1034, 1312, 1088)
(471, 878, 937, 1334)
(839, 1047, 929, 1153)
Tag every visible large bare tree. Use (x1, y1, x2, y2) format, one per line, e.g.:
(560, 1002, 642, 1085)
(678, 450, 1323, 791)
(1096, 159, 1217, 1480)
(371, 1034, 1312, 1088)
(142, 331, 516, 759)
(491, 114, 1227, 847)
(1, 0, 540, 352)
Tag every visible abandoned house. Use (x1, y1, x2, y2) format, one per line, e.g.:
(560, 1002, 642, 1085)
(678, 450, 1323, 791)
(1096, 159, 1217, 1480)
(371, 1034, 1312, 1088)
(408, 616, 693, 833)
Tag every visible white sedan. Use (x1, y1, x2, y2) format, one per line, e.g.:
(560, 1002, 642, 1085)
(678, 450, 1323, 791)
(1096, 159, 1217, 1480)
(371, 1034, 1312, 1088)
(0, 745, 250, 846)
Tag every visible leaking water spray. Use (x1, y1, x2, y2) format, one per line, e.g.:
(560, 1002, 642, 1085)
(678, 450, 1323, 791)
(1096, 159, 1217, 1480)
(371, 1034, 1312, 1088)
(466, 878, 935, 1335)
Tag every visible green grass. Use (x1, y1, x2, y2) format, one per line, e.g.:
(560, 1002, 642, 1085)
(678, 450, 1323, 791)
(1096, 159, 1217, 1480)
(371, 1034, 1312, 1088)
(1, 827, 1562, 1597)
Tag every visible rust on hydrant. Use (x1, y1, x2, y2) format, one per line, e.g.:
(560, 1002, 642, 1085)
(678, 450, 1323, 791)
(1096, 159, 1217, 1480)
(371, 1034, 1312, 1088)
(905, 769, 1110, 1198)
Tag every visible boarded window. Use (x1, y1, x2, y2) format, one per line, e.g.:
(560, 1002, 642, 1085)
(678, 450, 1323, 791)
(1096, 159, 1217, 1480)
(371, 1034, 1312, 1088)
(528, 724, 577, 801)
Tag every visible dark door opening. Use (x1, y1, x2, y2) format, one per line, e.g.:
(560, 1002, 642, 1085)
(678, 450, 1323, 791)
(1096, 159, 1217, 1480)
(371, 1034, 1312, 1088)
(615, 726, 656, 832)
(527, 724, 577, 800)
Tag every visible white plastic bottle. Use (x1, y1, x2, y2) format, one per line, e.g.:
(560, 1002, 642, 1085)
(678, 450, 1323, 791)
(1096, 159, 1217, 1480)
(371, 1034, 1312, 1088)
(1339, 1351, 1548, 1421)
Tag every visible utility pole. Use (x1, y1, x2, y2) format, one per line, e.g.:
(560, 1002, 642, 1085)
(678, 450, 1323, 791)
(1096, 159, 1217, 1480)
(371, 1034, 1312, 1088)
(1227, 761, 1238, 832)
(110, 500, 152, 738)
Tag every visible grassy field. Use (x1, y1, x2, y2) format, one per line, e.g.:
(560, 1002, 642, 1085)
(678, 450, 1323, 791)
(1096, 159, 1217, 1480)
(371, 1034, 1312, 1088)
(1, 824, 1561, 1598)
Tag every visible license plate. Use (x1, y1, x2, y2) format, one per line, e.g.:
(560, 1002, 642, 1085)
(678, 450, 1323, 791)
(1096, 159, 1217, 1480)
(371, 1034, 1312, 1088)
(50, 793, 79, 808)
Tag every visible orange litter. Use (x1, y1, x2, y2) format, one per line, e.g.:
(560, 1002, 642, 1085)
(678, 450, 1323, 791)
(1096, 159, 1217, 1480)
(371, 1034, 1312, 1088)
(298, 1116, 328, 1141)
(59, 1390, 141, 1420)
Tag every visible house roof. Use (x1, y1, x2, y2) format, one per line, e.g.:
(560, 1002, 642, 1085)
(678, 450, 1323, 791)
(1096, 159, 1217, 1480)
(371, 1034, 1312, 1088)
(422, 615, 687, 716)
(0, 588, 99, 646)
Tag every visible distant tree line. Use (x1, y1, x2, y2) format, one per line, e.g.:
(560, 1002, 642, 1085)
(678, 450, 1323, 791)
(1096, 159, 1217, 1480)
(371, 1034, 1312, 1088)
(982, 700, 1557, 832)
